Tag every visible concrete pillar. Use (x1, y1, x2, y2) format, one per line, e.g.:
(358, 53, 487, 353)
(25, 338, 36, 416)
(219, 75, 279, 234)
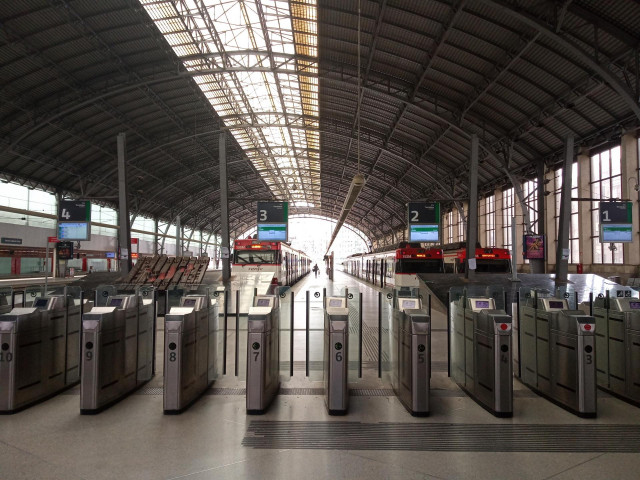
(544, 169, 557, 272)
(494, 188, 504, 248)
(556, 135, 574, 285)
(219, 132, 231, 282)
(466, 134, 479, 279)
(530, 162, 546, 273)
(577, 149, 593, 269)
(117, 133, 132, 274)
(514, 192, 524, 268)
(621, 132, 640, 267)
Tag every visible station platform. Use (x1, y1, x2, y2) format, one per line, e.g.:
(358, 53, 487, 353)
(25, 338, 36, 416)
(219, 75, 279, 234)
(1, 270, 639, 480)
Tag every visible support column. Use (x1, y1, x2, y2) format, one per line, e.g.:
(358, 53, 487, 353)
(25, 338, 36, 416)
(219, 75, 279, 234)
(117, 133, 132, 274)
(465, 134, 479, 279)
(494, 188, 504, 248)
(514, 193, 524, 268)
(577, 149, 592, 270)
(153, 217, 159, 255)
(219, 132, 231, 282)
(175, 215, 181, 256)
(545, 169, 557, 272)
(621, 132, 640, 268)
(530, 162, 546, 273)
(556, 135, 574, 285)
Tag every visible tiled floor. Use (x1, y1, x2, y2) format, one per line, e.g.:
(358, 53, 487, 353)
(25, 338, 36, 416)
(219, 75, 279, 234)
(1, 271, 639, 480)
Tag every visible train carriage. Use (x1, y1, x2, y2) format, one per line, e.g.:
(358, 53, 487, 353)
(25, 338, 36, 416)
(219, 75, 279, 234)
(232, 238, 311, 286)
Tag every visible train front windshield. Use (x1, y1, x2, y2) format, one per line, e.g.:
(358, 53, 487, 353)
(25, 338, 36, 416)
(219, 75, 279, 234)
(396, 258, 443, 274)
(234, 250, 278, 264)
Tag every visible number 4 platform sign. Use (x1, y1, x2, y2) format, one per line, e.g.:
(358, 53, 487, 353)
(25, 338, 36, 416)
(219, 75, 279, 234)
(599, 201, 633, 243)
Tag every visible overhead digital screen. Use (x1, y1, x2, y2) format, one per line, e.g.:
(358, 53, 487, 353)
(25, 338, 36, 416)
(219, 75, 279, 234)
(475, 300, 490, 309)
(548, 301, 565, 309)
(257, 224, 287, 241)
(601, 224, 633, 243)
(408, 224, 440, 243)
(58, 222, 90, 241)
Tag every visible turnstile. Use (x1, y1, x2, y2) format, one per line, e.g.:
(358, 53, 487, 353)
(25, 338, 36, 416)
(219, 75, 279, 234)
(593, 296, 640, 406)
(163, 295, 218, 413)
(324, 296, 349, 415)
(80, 294, 154, 413)
(0, 295, 83, 413)
(393, 296, 430, 416)
(246, 295, 279, 414)
(451, 296, 513, 417)
(519, 294, 596, 417)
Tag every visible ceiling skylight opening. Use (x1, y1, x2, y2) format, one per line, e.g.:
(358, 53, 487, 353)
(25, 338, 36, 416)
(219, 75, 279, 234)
(140, 0, 319, 208)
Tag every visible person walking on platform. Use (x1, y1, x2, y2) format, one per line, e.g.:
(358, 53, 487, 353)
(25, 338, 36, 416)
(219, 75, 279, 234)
(312, 263, 319, 278)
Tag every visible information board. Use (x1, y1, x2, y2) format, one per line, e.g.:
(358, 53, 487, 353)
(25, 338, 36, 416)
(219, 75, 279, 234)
(58, 222, 91, 241)
(257, 201, 288, 242)
(523, 234, 545, 260)
(56, 241, 74, 260)
(599, 201, 633, 243)
(407, 202, 440, 243)
(58, 200, 91, 222)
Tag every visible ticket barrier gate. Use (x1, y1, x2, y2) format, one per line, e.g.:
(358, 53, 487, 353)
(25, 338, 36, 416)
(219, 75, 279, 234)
(80, 294, 154, 413)
(393, 296, 431, 416)
(246, 295, 280, 414)
(519, 295, 596, 417)
(451, 296, 513, 417)
(163, 295, 218, 413)
(0, 295, 83, 413)
(324, 296, 349, 415)
(593, 297, 640, 406)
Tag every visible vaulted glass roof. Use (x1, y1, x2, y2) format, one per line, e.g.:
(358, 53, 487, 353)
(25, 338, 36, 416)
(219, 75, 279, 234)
(141, 0, 320, 207)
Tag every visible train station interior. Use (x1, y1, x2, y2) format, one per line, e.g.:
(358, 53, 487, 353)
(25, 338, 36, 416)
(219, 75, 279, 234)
(1, 1, 640, 479)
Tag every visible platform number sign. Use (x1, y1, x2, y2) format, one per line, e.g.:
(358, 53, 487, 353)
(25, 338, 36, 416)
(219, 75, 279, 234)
(256, 201, 288, 242)
(58, 200, 91, 241)
(407, 202, 440, 243)
(599, 201, 633, 243)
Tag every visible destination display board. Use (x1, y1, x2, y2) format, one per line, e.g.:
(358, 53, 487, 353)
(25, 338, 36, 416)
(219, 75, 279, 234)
(599, 201, 633, 243)
(407, 202, 440, 243)
(257, 201, 288, 242)
(58, 222, 91, 241)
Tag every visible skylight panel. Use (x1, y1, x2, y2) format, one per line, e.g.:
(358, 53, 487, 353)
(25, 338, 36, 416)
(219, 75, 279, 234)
(141, 0, 319, 208)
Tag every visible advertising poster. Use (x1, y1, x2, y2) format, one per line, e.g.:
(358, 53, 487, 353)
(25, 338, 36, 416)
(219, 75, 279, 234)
(524, 234, 545, 260)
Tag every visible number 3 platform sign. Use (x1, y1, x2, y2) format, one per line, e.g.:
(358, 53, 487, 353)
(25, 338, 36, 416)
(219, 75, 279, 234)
(256, 201, 289, 242)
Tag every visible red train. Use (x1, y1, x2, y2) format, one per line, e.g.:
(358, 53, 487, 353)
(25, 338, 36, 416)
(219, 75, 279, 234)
(344, 241, 511, 287)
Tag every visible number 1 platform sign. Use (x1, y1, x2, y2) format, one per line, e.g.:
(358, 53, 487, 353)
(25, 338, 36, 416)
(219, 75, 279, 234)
(256, 201, 288, 242)
(407, 202, 440, 243)
(599, 201, 633, 243)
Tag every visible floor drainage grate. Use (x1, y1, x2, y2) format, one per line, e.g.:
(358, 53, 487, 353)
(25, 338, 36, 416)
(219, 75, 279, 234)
(242, 421, 640, 452)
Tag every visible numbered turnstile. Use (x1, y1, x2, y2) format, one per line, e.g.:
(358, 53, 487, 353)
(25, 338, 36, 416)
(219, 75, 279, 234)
(519, 294, 596, 417)
(0, 295, 83, 413)
(451, 296, 513, 417)
(324, 296, 349, 415)
(80, 294, 154, 413)
(164, 295, 218, 413)
(593, 296, 640, 406)
(246, 295, 279, 414)
(393, 296, 431, 416)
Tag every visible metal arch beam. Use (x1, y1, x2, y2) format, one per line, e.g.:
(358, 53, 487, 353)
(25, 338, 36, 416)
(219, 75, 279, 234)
(476, 0, 640, 121)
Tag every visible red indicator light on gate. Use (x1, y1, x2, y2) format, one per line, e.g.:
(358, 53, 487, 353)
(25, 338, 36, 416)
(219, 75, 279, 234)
(584, 324, 592, 331)
(500, 323, 508, 330)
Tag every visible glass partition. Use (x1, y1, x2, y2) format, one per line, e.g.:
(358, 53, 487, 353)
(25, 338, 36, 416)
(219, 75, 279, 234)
(342, 287, 361, 383)
(0, 287, 12, 314)
(307, 287, 325, 381)
(380, 290, 394, 385)
(276, 286, 293, 379)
